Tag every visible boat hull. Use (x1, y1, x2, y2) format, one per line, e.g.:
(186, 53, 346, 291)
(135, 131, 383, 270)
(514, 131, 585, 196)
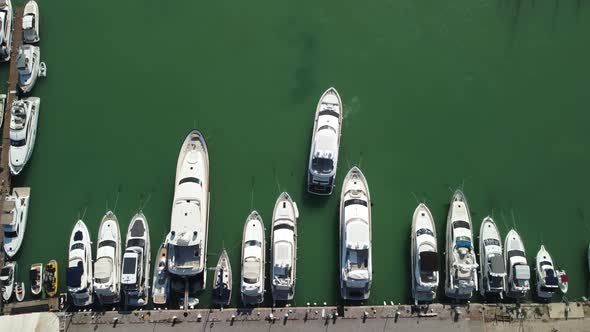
(411, 204, 438, 304)
(212, 249, 232, 306)
(2, 187, 31, 258)
(271, 192, 298, 301)
(240, 211, 265, 305)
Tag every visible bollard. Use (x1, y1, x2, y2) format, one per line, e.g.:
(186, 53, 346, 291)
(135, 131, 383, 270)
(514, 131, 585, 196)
(197, 313, 202, 322)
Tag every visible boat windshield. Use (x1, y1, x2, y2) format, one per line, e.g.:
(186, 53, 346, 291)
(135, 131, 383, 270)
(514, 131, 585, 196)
(122, 257, 137, 275)
(4, 230, 17, 238)
(484, 239, 500, 246)
(311, 157, 334, 174)
(10, 139, 26, 147)
(99, 240, 116, 248)
(70, 243, 85, 251)
(0, 267, 10, 277)
(245, 240, 261, 247)
(416, 228, 434, 237)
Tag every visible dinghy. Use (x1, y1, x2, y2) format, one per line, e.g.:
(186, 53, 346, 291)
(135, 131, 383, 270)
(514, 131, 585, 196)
(340, 167, 372, 300)
(9, 97, 40, 175)
(121, 213, 150, 307)
(14, 281, 24, 301)
(94, 211, 121, 304)
(307, 87, 343, 195)
(479, 217, 506, 298)
(212, 249, 231, 306)
(67, 220, 93, 306)
(1, 261, 16, 302)
(271, 192, 298, 301)
(0, 0, 13, 62)
(2, 187, 31, 258)
(535, 245, 558, 300)
(152, 241, 169, 305)
(22, 0, 39, 44)
(445, 190, 478, 300)
(241, 211, 265, 305)
(44, 260, 58, 297)
(505, 229, 530, 299)
(411, 203, 438, 304)
(30, 263, 43, 295)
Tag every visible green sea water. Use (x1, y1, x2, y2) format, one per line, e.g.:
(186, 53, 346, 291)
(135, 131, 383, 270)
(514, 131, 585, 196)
(3, 0, 590, 307)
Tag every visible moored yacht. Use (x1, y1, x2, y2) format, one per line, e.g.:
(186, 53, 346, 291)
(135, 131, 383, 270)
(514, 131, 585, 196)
(556, 269, 568, 294)
(67, 220, 93, 306)
(340, 167, 372, 300)
(307, 87, 342, 195)
(121, 213, 150, 307)
(411, 203, 438, 304)
(30, 263, 42, 295)
(1, 261, 16, 302)
(166, 130, 210, 293)
(9, 97, 40, 175)
(445, 190, 478, 300)
(17, 45, 44, 94)
(2, 187, 31, 258)
(23, 0, 40, 44)
(271, 192, 298, 301)
(504, 229, 530, 299)
(152, 241, 170, 305)
(0, 0, 13, 62)
(44, 260, 58, 297)
(212, 249, 231, 306)
(241, 211, 265, 305)
(479, 217, 506, 298)
(94, 211, 121, 304)
(535, 245, 558, 300)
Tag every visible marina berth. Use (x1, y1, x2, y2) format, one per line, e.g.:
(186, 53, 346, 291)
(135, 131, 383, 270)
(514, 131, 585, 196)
(307, 87, 342, 195)
(1, 261, 16, 302)
(479, 217, 506, 298)
(241, 211, 265, 305)
(535, 245, 558, 300)
(212, 249, 232, 306)
(93, 211, 121, 304)
(0, 0, 13, 62)
(9, 97, 40, 175)
(340, 167, 372, 301)
(67, 220, 93, 306)
(121, 213, 150, 307)
(271, 192, 298, 301)
(152, 241, 170, 305)
(411, 203, 438, 304)
(504, 229, 530, 299)
(2, 187, 30, 258)
(22, 0, 39, 44)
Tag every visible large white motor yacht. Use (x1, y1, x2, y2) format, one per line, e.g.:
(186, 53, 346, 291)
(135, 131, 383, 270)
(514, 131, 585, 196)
(166, 130, 210, 293)
(17, 45, 44, 94)
(411, 203, 438, 304)
(479, 217, 506, 298)
(121, 213, 150, 307)
(241, 211, 265, 305)
(307, 87, 342, 195)
(2, 187, 31, 258)
(22, 0, 40, 44)
(271, 192, 298, 301)
(340, 167, 372, 300)
(94, 211, 121, 304)
(505, 229, 530, 299)
(0, 0, 12, 62)
(67, 220, 93, 306)
(9, 97, 40, 175)
(445, 190, 478, 300)
(535, 245, 558, 300)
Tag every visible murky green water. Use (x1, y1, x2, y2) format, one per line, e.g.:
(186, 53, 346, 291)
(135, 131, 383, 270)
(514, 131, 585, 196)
(3, 0, 590, 307)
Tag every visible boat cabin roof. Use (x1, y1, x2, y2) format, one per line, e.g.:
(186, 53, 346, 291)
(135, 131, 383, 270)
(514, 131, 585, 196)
(419, 251, 438, 272)
(273, 240, 293, 267)
(346, 219, 370, 249)
(489, 255, 506, 274)
(23, 15, 34, 29)
(243, 257, 260, 282)
(94, 257, 113, 279)
(514, 264, 530, 280)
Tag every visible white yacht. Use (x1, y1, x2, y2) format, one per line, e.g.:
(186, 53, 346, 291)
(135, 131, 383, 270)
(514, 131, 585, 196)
(166, 130, 210, 292)
(504, 229, 530, 299)
(271, 192, 298, 301)
(1, 261, 16, 302)
(17, 45, 44, 94)
(445, 190, 478, 300)
(556, 269, 568, 294)
(67, 220, 93, 306)
(9, 97, 40, 175)
(22, 0, 39, 44)
(2, 187, 30, 258)
(340, 167, 372, 300)
(479, 217, 506, 298)
(411, 203, 438, 304)
(30, 262, 42, 295)
(307, 87, 342, 195)
(14, 281, 24, 301)
(94, 211, 121, 304)
(212, 249, 231, 306)
(121, 213, 150, 307)
(152, 241, 169, 305)
(0, 0, 12, 62)
(535, 245, 558, 300)
(241, 211, 265, 305)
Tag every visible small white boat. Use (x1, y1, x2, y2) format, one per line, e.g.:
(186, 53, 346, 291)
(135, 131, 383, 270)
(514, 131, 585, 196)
(121, 213, 150, 307)
(9, 97, 40, 175)
(212, 249, 231, 306)
(0, 93, 6, 127)
(1, 261, 16, 302)
(411, 203, 438, 304)
(340, 167, 372, 300)
(152, 241, 169, 305)
(271, 192, 298, 301)
(241, 211, 265, 305)
(556, 269, 568, 294)
(505, 229, 530, 298)
(445, 190, 478, 300)
(535, 245, 558, 300)
(17, 45, 44, 94)
(479, 217, 506, 298)
(166, 130, 210, 292)
(93, 211, 121, 304)
(67, 220, 93, 306)
(0, 0, 13, 62)
(307, 87, 343, 195)
(14, 281, 24, 301)
(22, 0, 39, 44)
(30, 263, 42, 295)
(2, 187, 31, 258)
